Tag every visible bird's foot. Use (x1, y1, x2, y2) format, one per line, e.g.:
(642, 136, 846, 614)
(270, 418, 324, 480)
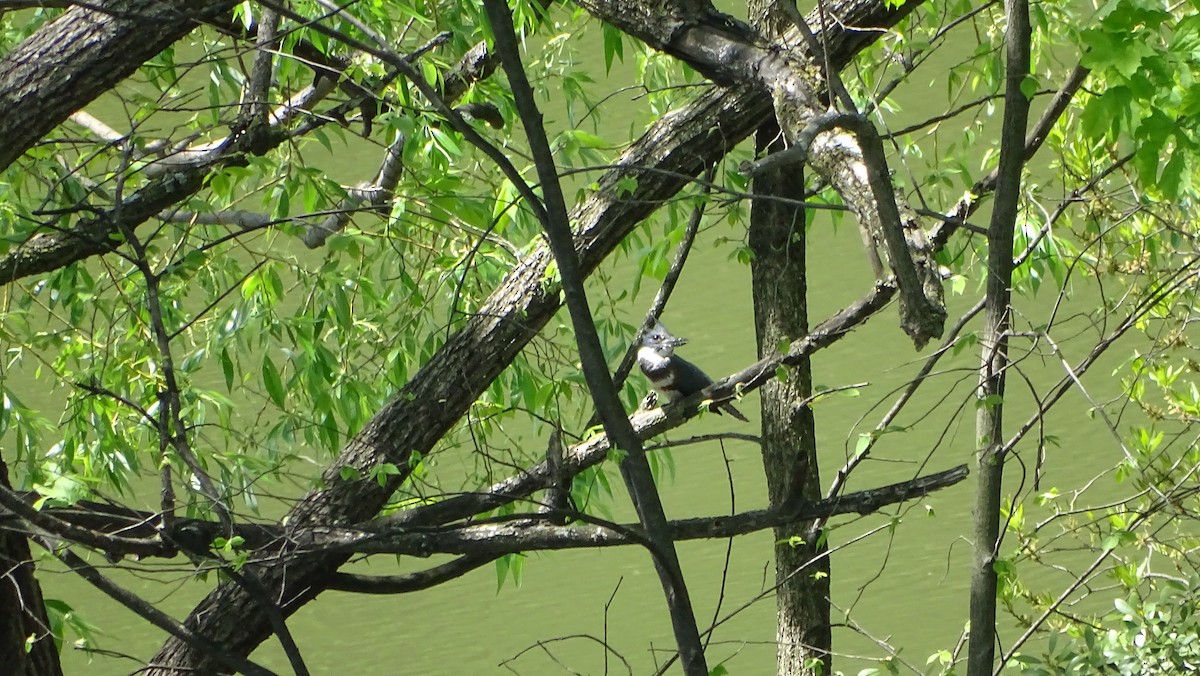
(640, 391, 659, 411)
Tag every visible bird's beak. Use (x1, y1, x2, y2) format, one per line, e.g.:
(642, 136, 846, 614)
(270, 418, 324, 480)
(669, 336, 688, 348)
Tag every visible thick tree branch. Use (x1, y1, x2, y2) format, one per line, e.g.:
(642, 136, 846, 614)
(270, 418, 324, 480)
(0, 482, 169, 558)
(0, 458, 61, 676)
(53, 547, 276, 676)
(9, 464, 968, 558)
(0, 0, 239, 173)
(0, 35, 439, 285)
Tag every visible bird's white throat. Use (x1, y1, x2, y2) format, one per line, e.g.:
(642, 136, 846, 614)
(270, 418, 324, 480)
(637, 345, 672, 369)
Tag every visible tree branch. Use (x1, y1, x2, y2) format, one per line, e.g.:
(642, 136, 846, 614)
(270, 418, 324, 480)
(326, 554, 499, 594)
(482, 2, 707, 670)
(53, 547, 277, 676)
(312, 464, 971, 556)
(11, 465, 968, 559)
(302, 133, 406, 248)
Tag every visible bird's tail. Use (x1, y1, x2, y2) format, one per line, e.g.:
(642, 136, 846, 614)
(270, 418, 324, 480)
(715, 401, 749, 422)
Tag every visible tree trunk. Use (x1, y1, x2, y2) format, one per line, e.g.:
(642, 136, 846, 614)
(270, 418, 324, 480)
(967, 0, 1030, 673)
(750, 119, 830, 675)
(0, 458, 63, 676)
(747, 2, 831, 671)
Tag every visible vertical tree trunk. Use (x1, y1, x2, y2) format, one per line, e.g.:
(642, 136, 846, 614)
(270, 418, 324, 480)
(747, 3, 831, 672)
(749, 118, 831, 675)
(0, 459, 64, 676)
(967, 0, 1030, 673)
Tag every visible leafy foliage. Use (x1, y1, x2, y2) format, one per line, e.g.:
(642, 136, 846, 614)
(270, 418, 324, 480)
(1013, 579, 1200, 674)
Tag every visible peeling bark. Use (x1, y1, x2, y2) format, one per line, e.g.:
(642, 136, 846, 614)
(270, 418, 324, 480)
(575, 0, 945, 347)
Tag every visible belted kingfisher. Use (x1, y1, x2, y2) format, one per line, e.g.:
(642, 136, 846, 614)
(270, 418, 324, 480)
(637, 321, 748, 422)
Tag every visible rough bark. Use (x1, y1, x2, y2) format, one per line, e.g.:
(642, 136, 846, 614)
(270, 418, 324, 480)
(749, 4, 834, 671)
(0, 459, 63, 676)
(0, 0, 238, 173)
(749, 117, 831, 673)
(4, 464, 969, 557)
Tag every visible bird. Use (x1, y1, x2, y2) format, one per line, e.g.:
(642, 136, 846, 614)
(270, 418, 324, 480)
(637, 320, 748, 422)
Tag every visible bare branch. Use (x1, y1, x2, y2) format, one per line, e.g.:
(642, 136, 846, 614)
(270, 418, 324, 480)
(303, 134, 405, 248)
(326, 555, 499, 594)
(315, 464, 970, 556)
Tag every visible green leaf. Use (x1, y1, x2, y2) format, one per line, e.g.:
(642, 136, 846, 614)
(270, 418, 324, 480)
(616, 175, 638, 196)
(430, 126, 462, 158)
(602, 22, 624, 74)
(1080, 28, 1156, 78)
(220, 348, 235, 392)
(1020, 74, 1038, 100)
(262, 356, 286, 408)
(1080, 86, 1131, 140)
(977, 394, 1004, 410)
(1158, 148, 1189, 200)
(271, 184, 290, 220)
(1114, 597, 1136, 616)
(572, 130, 607, 148)
(495, 552, 524, 591)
